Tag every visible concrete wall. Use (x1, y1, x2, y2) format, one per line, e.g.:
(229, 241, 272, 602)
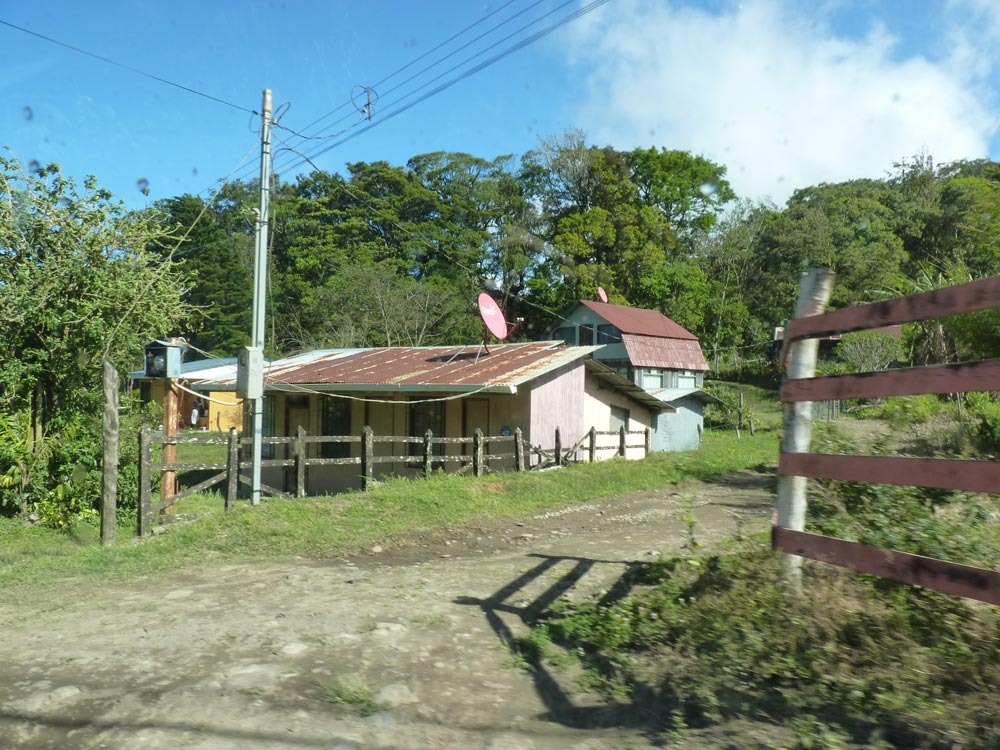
(653, 396, 705, 452)
(582, 373, 652, 460)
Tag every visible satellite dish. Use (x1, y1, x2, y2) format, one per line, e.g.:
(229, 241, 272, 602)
(478, 293, 509, 340)
(597, 286, 609, 303)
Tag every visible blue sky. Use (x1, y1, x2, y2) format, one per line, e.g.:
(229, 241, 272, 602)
(2, 0, 999, 209)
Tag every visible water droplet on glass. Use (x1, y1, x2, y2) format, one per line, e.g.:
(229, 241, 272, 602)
(23, 105, 33, 121)
(28, 160, 40, 174)
(137, 178, 150, 196)
(192, 166, 198, 177)
(699, 182, 718, 197)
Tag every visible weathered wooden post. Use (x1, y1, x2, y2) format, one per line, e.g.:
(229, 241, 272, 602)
(100, 361, 119, 547)
(137, 427, 152, 538)
(618, 425, 626, 457)
(588, 426, 597, 463)
(361, 426, 374, 490)
(777, 266, 835, 588)
(295, 425, 307, 498)
(644, 427, 651, 457)
(161, 381, 179, 511)
(225, 428, 239, 510)
(514, 428, 525, 472)
(473, 428, 485, 477)
(423, 429, 433, 478)
(737, 391, 745, 437)
(554, 427, 562, 467)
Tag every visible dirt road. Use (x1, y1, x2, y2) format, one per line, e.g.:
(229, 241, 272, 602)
(0, 471, 773, 750)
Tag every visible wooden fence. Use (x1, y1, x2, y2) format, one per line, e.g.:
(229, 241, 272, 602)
(775, 272, 1000, 604)
(137, 424, 651, 537)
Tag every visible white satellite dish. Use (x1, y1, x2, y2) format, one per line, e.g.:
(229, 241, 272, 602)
(597, 286, 609, 303)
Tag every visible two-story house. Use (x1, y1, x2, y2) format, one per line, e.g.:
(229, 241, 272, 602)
(548, 300, 717, 451)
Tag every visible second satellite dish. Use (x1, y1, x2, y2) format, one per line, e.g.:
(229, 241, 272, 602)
(597, 286, 609, 303)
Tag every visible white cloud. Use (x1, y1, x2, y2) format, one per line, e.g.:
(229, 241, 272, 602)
(566, 0, 999, 205)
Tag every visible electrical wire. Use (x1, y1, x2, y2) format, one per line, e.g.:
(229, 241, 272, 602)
(233, 0, 601, 185)
(269, 0, 526, 150)
(0, 18, 255, 115)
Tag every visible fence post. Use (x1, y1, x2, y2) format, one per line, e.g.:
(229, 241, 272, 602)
(554, 427, 562, 466)
(101, 361, 119, 547)
(295, 425, 307, 498)
(473, 428, 484, 477)
(137, 427, 152, 538)
(514, 428, 524, 472)
(777, 266, 835, 588)
(362, 426, 374, 490)
(424, 429, 433, 478)
(618, 425, 626, 457)
(226, 428, 238, 510)
(644, 427, 651, 457)
(588, 426, 597, 463)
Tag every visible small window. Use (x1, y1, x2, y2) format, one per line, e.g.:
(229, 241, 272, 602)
(610, 405, 629, 431)
(409, 401, 445, 466)
(578, 324, 595, 346)
(641, 368, 664, 389)
(678, 375, 697, 389)
(553, 326, 575, 345)
(597, 324, 620, 344)
(262, 396, 275, 459)
(321, 397, 351, 458)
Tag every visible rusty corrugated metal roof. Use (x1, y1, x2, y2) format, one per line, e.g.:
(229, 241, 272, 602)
(579, 301, 698, 340)
(622, 334, 709, 371)
(206, 342, 599, 392)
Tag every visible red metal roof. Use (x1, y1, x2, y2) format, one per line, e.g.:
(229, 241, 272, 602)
(578, 301, 699, 340)
(622, 334, 709, 371)
(251, 342, 593, 391)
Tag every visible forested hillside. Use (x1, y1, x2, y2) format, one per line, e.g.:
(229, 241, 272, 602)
(155, 132, 1000, 368)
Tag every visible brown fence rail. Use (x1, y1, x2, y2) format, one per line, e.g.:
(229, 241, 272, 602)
(776, 269, 1000, 602)
(138, 423, 650, 537)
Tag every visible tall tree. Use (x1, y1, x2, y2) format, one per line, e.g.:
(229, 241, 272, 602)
(0, 157, 189, 511)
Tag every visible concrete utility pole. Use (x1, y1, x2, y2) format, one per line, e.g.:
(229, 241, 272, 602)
(250, 88, 273, 505)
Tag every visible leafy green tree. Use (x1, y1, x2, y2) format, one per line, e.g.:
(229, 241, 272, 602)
(835, 331, 901, 373)
(153, 194, 252, 356)
(0, 157, 189, 515)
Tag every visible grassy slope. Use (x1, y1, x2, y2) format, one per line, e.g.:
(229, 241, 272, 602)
(0, 430, 777, 589)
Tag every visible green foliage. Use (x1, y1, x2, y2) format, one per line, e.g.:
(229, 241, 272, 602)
(538, 540, 1000, 748)
(961, 392, 1000, 454)
(834, 331, 901, 373)
(0, 430, 777, 588)
(873, 395, 943, 427)
(0, 157, 189, 522)
(321, 675, 385, 716)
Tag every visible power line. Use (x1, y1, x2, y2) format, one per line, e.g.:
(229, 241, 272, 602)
(284, 0, 612, 173)
(0, 18, 255, 115)
(237, 0, 594, 184)
(277, 0, 526, 149)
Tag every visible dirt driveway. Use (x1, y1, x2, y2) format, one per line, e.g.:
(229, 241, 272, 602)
(0, 471, 774, 750)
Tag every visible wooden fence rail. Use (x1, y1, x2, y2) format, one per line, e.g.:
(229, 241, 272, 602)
(138, 423, 651, 537)
(777, 268, 1000, 602)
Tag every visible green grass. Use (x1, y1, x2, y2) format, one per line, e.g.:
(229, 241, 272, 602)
(703, 382, 783, 432)
(0, 430, 777, 590)
(536, 537, 1000, 749)
(320, 676, 385, 716)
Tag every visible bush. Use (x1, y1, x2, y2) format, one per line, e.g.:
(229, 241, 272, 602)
(873, 395, 943, 427)
(538, 540, 1000, 747)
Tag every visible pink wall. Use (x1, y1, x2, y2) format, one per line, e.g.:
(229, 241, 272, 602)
(528, 362, 586, 450)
